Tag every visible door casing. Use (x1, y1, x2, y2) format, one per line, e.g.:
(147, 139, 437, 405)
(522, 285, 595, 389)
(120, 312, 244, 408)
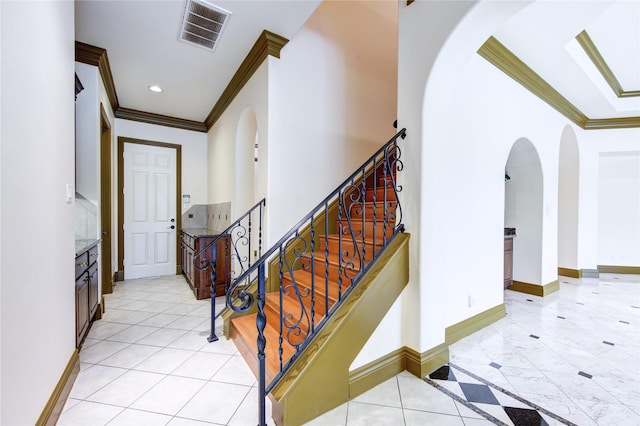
(100, 104, 112, 300)
(117, 137, 182, 280)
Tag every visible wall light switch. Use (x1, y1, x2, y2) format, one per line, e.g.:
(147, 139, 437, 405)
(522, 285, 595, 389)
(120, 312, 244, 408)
(66, 184, 74, 204)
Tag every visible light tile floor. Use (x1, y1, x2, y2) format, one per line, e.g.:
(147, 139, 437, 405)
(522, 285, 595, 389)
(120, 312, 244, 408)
(58, 273, 639, 425)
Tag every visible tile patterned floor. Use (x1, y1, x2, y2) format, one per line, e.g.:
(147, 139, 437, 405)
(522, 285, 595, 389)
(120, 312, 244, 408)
(58, 273, 640, 425)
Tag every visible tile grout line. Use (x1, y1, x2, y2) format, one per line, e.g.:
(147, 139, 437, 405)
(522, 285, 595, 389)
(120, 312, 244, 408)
(423, 377, 508, 426)
(449, 363, 578, 426)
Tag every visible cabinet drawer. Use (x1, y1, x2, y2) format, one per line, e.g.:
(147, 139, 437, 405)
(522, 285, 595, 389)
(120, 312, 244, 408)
(75, 252, 89, 280)
(88, 245, 99, 265)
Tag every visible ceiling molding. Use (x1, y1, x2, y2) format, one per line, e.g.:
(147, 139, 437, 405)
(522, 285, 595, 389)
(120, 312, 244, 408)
(478, 36, 640, 130)
(584, 117, 640, 130)
(76, 41, 207, 133)
(204, 30, 289, 129)
(576, 30, 640, 98)
(115, 108, 207, 133)
(75, 41, 119, 111)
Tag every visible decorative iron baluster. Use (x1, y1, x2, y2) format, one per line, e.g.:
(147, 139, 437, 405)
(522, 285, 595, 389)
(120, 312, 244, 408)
(256, 262, 267, 426)
(310, 214, 316, 333)
(208, 243, 218, 342)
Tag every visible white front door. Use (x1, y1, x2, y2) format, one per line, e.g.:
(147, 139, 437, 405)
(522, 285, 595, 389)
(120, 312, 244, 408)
(124, 143, 177, 279)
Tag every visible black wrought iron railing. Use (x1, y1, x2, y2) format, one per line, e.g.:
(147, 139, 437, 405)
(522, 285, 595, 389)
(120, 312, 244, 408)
(228, 128, 406, 425)
(193, 198, 265, 342)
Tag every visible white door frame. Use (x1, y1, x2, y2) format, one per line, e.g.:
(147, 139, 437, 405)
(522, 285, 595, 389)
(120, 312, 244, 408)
(117, 137, 182, 280)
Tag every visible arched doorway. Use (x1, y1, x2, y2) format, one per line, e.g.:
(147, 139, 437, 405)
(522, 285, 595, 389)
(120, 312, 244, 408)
(558, 126, 580, 277)
(505, 138, 544, 289)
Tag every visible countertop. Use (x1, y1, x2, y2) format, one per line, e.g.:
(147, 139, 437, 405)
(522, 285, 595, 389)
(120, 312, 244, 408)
(76, 239, 100, 257)
(181, 228, 226, 238)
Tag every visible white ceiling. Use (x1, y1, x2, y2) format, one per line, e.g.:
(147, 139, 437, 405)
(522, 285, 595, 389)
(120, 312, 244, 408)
(495, 0, 640, 119)
(75, 0, 321, 123)
(76, 1, 639, 125)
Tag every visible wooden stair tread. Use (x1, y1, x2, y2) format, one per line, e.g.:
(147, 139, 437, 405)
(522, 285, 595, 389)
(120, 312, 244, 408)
(231, 313, 296, 381)
(283, 269, 349, 302)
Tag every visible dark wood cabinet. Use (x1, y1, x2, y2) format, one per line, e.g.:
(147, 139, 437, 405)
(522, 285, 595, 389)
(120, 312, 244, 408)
(504, 236, 514, 289)
(181, 230, 230, 300)
(75, 242, 99, 347)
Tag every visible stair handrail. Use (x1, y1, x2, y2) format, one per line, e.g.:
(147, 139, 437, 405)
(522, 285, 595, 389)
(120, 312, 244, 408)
(192, 198, 266, 342)
(227, 128, 406, 426)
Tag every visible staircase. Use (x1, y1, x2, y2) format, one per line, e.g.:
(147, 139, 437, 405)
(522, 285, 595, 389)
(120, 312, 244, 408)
(222, 129, 407, 426)
(231, 179, 398, 380)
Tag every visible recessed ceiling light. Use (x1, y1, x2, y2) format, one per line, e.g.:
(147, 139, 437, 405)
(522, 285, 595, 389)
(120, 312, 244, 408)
(148, 85, 163, 93)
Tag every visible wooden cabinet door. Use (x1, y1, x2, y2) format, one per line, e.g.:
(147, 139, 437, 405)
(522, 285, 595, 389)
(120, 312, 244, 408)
(504, 238, 513, 289)
(88, 262, 99, 318)
(76, 274, 89, 346)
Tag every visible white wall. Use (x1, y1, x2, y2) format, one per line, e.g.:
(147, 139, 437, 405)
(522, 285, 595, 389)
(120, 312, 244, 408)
(0, 1, 76, 424)
(575, 128, 640, 269)
(597, 151, 640, 266)
(267, 0, 398, 243)
(371, 0, 594, 367)
(116, 119, 208, 215)
(75, 63, 100, 203)
(505, 138, 545, 285)
(558, 125, 580, 270)
(207, 61, 269, 221)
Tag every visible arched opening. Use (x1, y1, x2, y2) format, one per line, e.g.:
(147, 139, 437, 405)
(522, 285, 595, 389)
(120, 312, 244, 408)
(505, 138, 544, 287)
(235, 107, 258, 217)
(558, 125, 580, 276)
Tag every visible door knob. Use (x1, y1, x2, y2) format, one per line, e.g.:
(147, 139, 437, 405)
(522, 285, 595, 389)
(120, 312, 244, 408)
(170, 218, 175, 222)
(170, 225, 176, 230)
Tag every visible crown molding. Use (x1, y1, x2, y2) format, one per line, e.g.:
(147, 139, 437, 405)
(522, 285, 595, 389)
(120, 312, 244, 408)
(478, 36, 640, 130)
(584, 116, 640, 130)
(115, 108, 207, 133)
(478, 36, 588, 127)
(576, 30, 640, 98)
(75, 41, 119, 111)
(205, 30, 289, 129)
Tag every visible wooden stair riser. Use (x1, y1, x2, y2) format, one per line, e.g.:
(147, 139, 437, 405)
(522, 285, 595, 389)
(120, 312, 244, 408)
(319, 237, 376, 263)
(231, 315, 296, 383)
(345, 201, 397, 221)
(365, 187, 397, 202)
(281, 273, 337, 316)
(337, 219, 395, 242)
(264, 293, 323, 341)
(300, 254, 362, 283)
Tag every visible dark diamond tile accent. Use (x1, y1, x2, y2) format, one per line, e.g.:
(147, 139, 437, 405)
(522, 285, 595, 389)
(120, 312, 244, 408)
(620, 320, 630, 324)
(578, 371, 592, 379)
(562, 281, 569, 284)
(459, 383, 500, 405)
(603, 341, 614, 346)
(490, 362, 502, 369)
(557, 315, 566, 319)
(429, 365, 456, 381)
(530, 334, 540, 339)
(632, 306, 640, 309)
(577, 302, 585, 305)
(526, 299, 533, 302)
(592, 292, 599, 294)
(504, 406, 549, 426)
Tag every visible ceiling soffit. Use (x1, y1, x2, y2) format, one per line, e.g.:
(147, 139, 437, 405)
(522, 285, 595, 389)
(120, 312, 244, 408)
(576, 30, 640, 99)
(478, 36, 640, 130)
(76, 31, 287, 133)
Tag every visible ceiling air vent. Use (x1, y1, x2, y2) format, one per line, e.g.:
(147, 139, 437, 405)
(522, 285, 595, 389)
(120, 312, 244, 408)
(179, 0, 231, 51)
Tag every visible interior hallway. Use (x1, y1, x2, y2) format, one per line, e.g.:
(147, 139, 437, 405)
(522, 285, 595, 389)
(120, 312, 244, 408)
(58, 273, 640, 425)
